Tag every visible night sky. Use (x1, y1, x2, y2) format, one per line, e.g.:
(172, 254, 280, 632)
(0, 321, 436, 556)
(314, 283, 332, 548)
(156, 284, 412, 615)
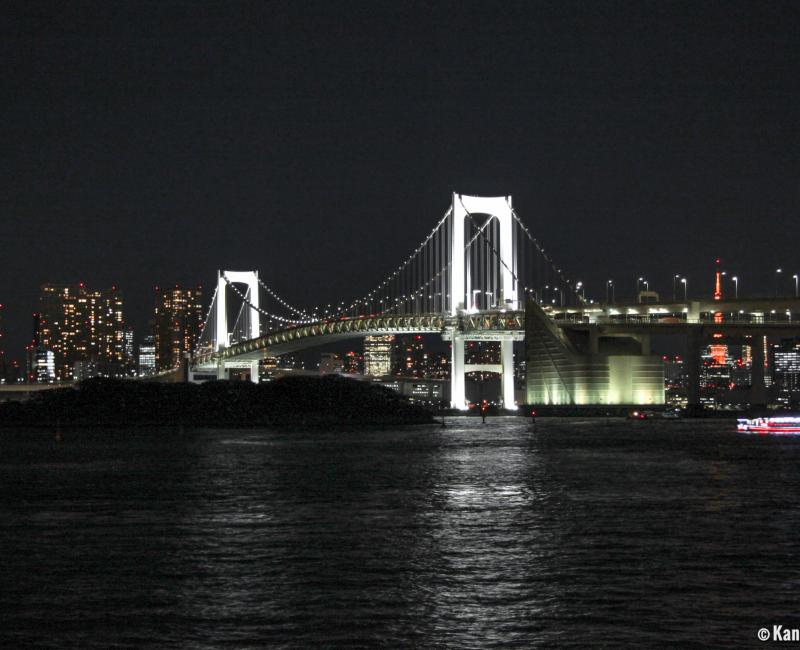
(2, 1, 799, 358)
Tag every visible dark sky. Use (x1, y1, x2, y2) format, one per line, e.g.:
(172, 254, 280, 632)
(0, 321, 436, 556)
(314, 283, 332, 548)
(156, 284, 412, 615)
(2, 1, 799, 357)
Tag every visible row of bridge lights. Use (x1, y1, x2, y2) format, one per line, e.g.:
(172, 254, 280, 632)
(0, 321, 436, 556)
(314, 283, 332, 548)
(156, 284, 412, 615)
(600, 270, 800, 304)
(269, 285, 577, 322)
(604, 276, 690, 303)
(607, 276, 694, 302)
(311, 292, 457, 318)
(322, 283, 586, 316)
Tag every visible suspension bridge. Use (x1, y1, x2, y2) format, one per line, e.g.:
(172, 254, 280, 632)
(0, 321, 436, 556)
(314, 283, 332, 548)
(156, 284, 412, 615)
(191, 193, 584, 409)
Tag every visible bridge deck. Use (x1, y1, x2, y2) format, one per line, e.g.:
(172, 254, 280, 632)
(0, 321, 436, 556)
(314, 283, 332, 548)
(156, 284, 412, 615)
(193, 308, 800, 369)
(193, 312, 525, 367)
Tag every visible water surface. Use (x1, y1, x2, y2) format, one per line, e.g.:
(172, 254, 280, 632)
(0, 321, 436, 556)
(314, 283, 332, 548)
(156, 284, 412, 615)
(2, 417, 798, 647)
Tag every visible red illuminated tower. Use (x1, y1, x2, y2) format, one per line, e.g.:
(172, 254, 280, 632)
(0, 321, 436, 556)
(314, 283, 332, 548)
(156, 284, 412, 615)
(710, 258, 727, 365)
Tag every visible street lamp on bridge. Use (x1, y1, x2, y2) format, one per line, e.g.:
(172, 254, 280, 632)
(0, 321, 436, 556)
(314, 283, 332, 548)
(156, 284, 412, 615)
(775, 268, 783, 297)
(732, 276, 738, 298)
(681, 277, 688, 301)
(606, 279, 614, 304)
(673, 274, 680, 301)
(794, 274, 798, 298)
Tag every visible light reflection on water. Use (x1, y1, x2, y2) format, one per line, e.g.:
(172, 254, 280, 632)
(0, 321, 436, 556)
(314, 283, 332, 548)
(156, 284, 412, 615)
(2, 417, 800, 647)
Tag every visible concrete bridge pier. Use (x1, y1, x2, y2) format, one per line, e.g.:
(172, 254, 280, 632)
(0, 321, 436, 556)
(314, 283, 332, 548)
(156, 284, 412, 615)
(249, 360, 260, 384)
(589, 327, 599, 354)
(501, 336, 516, 410)
(216, 358, 227, 380)
(750, 335, 767, 410)
(450, 336, 466, 409)
(450, 334, 516, 410)
(686, 328, 703, 414)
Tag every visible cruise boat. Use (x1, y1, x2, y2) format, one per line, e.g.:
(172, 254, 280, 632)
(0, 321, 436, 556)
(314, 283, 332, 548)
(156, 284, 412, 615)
(737, 416, 800, 435)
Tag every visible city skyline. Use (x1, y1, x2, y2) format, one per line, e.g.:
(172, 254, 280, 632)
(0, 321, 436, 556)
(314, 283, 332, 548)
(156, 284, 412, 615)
(10, 264, 799, 414)
(2, 254, 799, 368)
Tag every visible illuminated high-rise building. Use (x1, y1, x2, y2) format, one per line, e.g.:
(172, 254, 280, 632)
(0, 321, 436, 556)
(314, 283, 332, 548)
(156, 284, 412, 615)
(96, 287, 126, 369)
(38, 284, 80, 379)
(138, 335, 156, 377)
(123, 326, 136, 376)
(26, 346, 55, 383)
(700, 347, 730, 390)
(773, 342, 800, 393)
(37, 283, 127, 380)
(364, 335, 394, 376)
(153, 285, 205, 371)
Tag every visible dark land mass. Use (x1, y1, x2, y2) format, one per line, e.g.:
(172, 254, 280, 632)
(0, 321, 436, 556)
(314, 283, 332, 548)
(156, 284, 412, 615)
(0, 376, 435, 428)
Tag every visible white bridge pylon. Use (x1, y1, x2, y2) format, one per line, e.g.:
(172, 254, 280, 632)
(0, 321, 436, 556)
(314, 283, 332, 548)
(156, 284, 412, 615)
(449, 193, 519, 411)
(451, 193, 517, 314)
(215, 270, 261, 382)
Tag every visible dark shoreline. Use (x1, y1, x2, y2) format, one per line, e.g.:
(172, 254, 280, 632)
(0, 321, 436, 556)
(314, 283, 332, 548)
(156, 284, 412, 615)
(0, 376, 435, 428)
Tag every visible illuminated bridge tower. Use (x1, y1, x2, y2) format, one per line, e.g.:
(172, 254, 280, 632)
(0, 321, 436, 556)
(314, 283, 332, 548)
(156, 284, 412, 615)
(215, 270, 261, 382)
(448, 193, 519, 410)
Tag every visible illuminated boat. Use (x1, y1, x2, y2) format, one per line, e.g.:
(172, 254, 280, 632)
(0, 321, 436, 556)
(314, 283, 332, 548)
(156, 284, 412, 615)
(737, 416, 800, 435)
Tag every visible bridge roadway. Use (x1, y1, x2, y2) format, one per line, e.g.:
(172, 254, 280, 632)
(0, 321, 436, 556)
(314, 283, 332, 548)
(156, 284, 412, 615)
(550, 296, 800, 319)
(192, 302, 800, 369)
(192, 311, 526, 368)
(560, 320, 800, 340)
